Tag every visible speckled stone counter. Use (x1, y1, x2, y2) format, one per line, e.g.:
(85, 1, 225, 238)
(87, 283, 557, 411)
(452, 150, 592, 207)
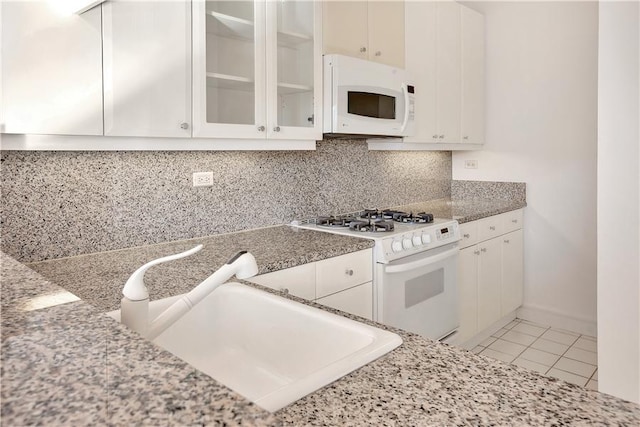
(1, 253, 279, 426)
(27, 225, 374, 313)
(393, 197, 527, 224)
(4, 221, 640, 425)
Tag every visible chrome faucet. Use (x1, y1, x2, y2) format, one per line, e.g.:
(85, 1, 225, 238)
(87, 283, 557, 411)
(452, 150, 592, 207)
(121, 245, 259, 340)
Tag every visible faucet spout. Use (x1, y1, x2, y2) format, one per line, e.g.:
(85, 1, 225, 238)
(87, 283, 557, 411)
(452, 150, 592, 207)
(145, 251, 258, 340)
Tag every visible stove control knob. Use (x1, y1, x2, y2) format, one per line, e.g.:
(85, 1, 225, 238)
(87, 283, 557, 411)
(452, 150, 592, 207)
(421, 233, 432, 244)
(412, 235, 423, 246)
(391, 241, 403, 253)
(402, 238, 413, 250)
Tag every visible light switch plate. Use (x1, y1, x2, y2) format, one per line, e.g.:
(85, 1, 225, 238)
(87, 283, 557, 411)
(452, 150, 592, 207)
(464, 160, 478, 169)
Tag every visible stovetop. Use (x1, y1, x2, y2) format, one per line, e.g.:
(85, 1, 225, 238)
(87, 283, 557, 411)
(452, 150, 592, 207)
(292, 209, 461, 263)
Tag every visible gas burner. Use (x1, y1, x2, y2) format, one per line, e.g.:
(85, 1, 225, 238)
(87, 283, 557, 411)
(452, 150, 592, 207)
(316, 216, 357, 228)
(349, 219, 395, 233)
(378, 210, 435, 224)
(361, 209, 383, 219)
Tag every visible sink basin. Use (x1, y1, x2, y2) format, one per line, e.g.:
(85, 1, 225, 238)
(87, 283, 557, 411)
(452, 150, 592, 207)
(107, 282, 402, 412)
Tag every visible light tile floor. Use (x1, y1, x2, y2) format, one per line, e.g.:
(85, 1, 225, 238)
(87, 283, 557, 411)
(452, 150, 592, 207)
(471, 318, 598, 390)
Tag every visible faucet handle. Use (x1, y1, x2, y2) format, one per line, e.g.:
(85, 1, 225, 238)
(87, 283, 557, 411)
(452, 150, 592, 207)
(122, 245, 203, 301)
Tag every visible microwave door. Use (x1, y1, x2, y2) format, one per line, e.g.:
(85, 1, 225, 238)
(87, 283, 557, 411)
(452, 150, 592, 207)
(337, 85, 404, 135)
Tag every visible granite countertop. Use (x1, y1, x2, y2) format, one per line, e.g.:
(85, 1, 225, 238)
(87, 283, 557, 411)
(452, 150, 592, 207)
(393, 197, 528, 224)
(4, 203, 640, 425)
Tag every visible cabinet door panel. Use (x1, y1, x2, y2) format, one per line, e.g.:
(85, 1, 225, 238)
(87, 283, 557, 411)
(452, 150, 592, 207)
(501, 230, 524, 315)
(316, 281, 373, 320)
(1, 1, 103, 135)
(103, 0, 191, 137)
(322, 1, 368, 60)
(267, 0, 322, 140)
(457, 246, 479, 343)
(435, 0, 461, 143)
(460, 6, 485, 144)
(368, 1, 405, 68)
(477, 237, 502, 331)
(403, 0, 437, 143)
(192, 0, 266, 138)
(316, 250, 373, 299)
(459, 221, 478, 249)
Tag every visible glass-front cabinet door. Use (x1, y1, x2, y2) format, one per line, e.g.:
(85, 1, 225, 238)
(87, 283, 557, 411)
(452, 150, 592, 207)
(266, 0, 321, 140)
(193, 0, 321, 141)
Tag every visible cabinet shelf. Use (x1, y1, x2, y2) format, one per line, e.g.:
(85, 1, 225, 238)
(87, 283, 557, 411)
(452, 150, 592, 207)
(206, 72, 311, 95)
(206, 10, 312, 47)
(278, 29, 312, 47)
(278, 82, 312, 95)
(206, 72, 254, 91)
(206, 11, 254, 41)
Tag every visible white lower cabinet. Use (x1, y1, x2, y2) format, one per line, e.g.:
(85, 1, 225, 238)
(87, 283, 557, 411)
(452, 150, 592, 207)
(316, 282, 373, 321)
(456, 209, 524, 345)
(247, 249, 374, 320)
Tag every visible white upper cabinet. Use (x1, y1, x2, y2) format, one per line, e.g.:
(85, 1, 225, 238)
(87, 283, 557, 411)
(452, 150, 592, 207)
(102, 0, 192, 137)
(1, 1, 103, 135)
(461, 6, 485, 144)
(323, 0, 404, 69)
(192, 0, 321, 141)
(403, 0, 484, 147)
(435, 0, 462, 144)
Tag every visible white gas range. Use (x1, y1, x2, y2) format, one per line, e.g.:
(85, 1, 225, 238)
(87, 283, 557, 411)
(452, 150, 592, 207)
(293, 209, 461, 341)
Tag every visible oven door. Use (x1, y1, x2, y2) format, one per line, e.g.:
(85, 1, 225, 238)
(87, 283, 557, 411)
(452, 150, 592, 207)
(376, 243, 459, 341)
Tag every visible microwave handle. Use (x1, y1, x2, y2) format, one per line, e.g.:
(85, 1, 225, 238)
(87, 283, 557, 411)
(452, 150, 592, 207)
(400, 83, 410, 133)
(384, 247, 459, 274)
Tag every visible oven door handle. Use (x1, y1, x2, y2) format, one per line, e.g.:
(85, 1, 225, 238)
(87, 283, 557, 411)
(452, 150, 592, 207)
(384, 247, 459, 274)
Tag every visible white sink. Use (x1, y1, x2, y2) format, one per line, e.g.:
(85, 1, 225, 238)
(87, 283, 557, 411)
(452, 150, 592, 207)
(107, 282, 402, 412)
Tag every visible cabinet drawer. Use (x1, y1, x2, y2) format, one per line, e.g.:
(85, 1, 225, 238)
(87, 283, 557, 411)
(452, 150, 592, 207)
(316, 249, 373, 299)
(502, 209, 523, 233)
(459, 221, 478, 249)
(315, 281, 373, 320)
(248, 263, 316, 301)
(476, 215, 504, 241)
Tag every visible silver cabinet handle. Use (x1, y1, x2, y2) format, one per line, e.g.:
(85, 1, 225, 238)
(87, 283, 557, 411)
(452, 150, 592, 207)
(438, 135, 445, 139)
(463, 233, 470, 238)
(257, 126, 265, 132)
(512, 219, 518, 223)
(474, 250, 480, 255)
(360, 47, 367, 53)
(180, 122, 189, 130)
(432, 134, 439, 139)
(504, 239, 510, 244)
(345, 269, 354, 276)
(375, 51, 381, 56)
(463, 136, 469, 140)
(489, 226, 496, 231)
(273, 126, 281, 132)
(480, 248, 487, 252)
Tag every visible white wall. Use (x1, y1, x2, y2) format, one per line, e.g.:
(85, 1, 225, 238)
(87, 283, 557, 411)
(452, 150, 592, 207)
(453, 1, 599, 334)
(597, 1, 640, 404)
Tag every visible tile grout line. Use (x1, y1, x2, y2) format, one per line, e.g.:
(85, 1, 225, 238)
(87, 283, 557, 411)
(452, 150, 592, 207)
(546, 333, 592, 385)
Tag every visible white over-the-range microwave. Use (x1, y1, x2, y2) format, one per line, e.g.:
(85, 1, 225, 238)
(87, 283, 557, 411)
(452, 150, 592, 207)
(323, 54, 416, 138)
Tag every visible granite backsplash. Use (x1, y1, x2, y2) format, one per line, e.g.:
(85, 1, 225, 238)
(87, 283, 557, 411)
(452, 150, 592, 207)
(1, 140, 452, 262)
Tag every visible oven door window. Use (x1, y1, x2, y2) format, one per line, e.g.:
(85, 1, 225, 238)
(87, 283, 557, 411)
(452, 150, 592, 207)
(405, 269, 444, 309)
(347, 91, 396, 119)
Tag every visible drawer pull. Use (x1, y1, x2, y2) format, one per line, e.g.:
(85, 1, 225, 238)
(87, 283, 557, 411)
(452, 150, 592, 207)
(474, 250, 480, 255)
(512, 219, 518, 223)
(480, 248, 487, 252)
(504, 239, 510, 244)
(489, 226, 496, 231)
(463, 233, 470, 238)
(345, 269, 354, 276)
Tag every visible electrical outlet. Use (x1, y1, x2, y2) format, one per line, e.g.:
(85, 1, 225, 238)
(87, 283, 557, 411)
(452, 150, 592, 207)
(193, 171, 214, 187)
(464, 160, 478, 169)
